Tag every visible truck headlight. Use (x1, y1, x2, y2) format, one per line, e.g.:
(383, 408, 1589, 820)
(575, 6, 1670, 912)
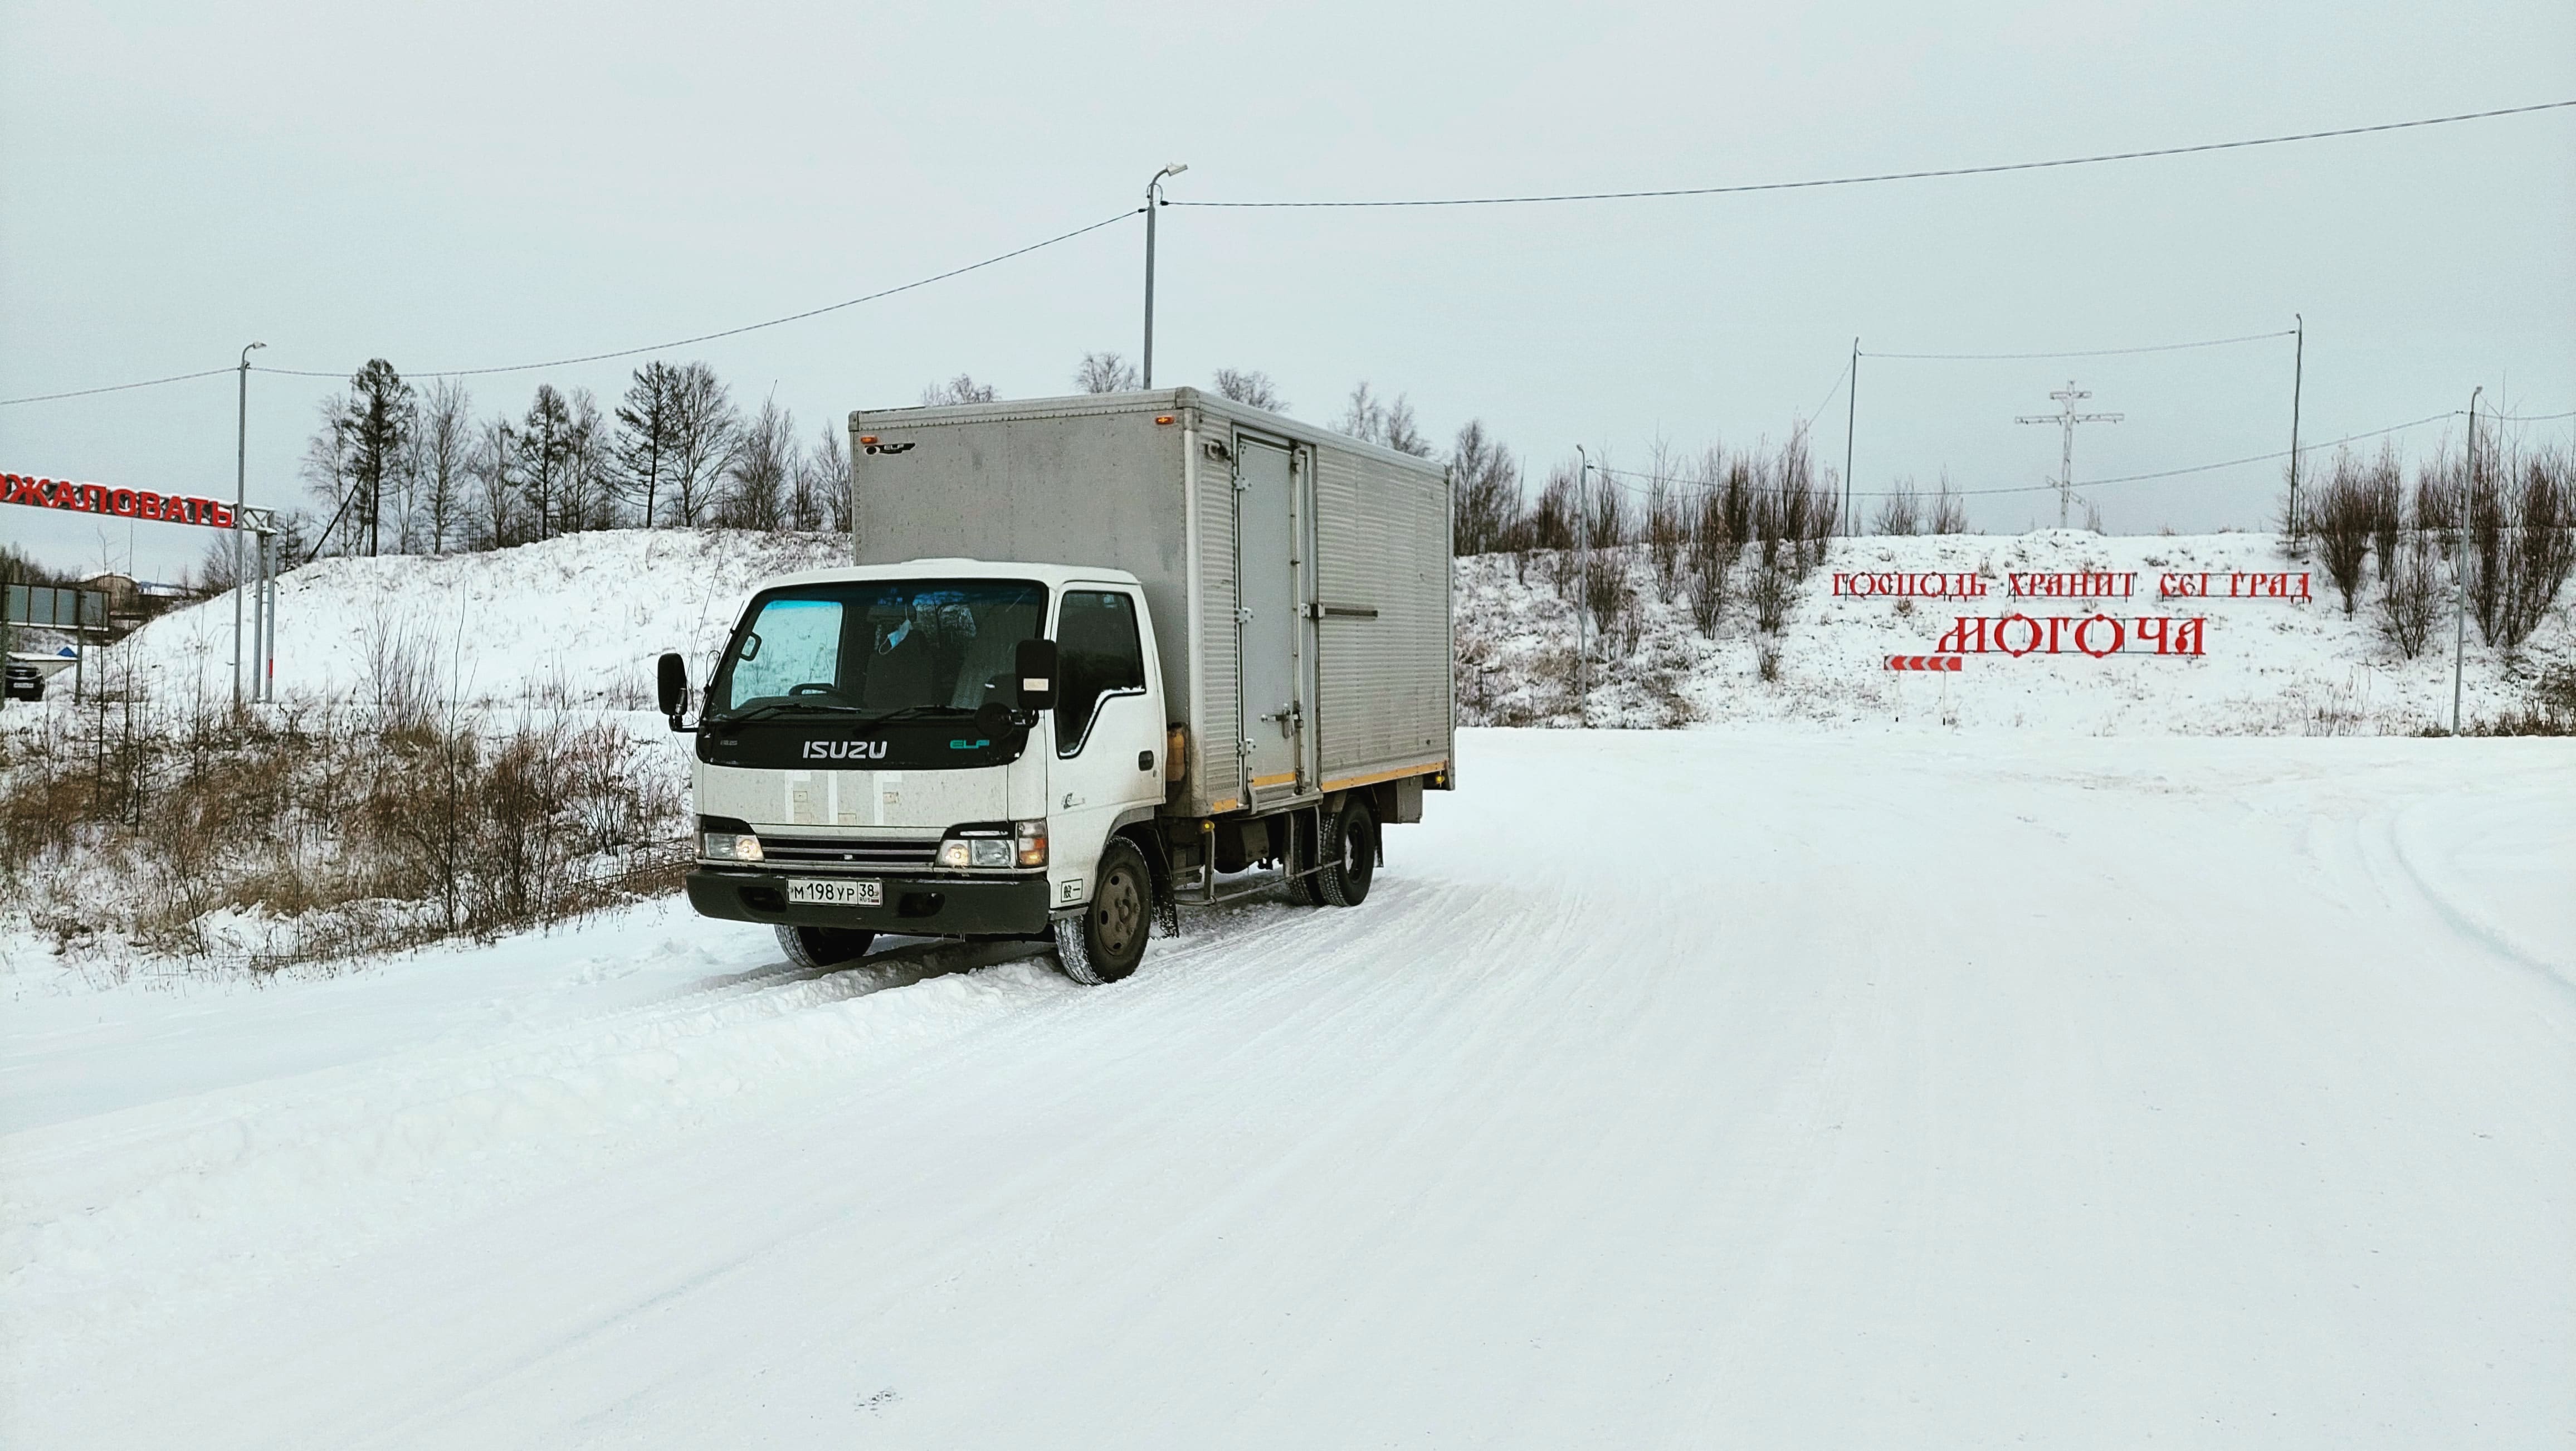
(938, 834, 1019, 869)
(702, 831, 763, 863)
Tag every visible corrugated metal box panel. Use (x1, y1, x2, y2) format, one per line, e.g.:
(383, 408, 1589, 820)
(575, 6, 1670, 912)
(1313, 445, 1451, 783)
(1188, 420, 1243, 809)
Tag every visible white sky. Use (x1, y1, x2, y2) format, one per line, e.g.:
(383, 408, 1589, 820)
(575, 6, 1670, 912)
(4, 0, 2571, 581)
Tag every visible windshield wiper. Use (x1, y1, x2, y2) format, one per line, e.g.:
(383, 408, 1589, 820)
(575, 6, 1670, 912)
(708, 700, 871, 726)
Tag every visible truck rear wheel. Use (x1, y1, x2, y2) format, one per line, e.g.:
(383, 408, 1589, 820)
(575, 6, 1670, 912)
(776, 924, 876, 970)
(1319, 797, 1377, 907)
(1053, 839, 1151, 985)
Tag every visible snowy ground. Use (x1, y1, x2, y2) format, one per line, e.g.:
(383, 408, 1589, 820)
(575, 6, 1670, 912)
(6, 729, 2570, 1448)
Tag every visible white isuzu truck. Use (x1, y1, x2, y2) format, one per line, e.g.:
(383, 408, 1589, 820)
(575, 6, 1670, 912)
(664, 388, 1454, 984)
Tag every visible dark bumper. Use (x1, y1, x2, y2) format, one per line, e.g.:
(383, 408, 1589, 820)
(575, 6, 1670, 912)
(686, 867, 1051, 938)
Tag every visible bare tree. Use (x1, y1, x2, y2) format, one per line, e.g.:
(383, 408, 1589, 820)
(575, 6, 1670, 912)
(1644, 439, 1686, 601)
(1685, 464, 1736, 635)
(921, 374, 998, 406)
(299, 400, 357, 556)
(1075, 352, 1138, 393)
(1872, 478, 1922, 535)
(1338, 381, 1431, 457)
(721, 398, 796, 530)
(1212, 369, 1286, 411)
(409, 378, 472, 553)
(1929, 473, 1970, 534)
(665, 362, 739, 527)
(2382, 530, 2440, 658)
(803, 424, 851, 533)
(1449, 420, 1522, 557)
(470, 416, 516, 548)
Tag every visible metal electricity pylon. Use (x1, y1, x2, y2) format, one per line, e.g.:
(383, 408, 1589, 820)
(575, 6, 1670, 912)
(2016, 381, 2123, 528)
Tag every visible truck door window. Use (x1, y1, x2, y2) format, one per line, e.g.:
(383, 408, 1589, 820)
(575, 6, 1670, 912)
(1055, 590, 1146, 754)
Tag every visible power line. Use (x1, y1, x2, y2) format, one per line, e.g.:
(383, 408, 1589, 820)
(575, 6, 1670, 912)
(1, 366, 235, 408)
(253, 210, 1141, 381)
(3, 211, 1140, 403)
(1866, 329, 2294, 361)
(1170, 100, 2576, 209)
(1587, 406, 2517, 499)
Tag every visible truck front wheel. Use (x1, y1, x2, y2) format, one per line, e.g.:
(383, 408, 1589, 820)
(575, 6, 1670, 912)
(777, 924, 876, 970)
(1319, 797, 1377, 907)
(1053, 840, 1152, 985)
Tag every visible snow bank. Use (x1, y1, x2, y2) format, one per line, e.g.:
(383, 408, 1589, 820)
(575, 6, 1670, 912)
(110, 529, 848, 706)
(1458, 529, 2573, 734)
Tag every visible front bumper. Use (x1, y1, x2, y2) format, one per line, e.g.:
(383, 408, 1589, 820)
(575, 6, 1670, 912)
(686, 866, 1051, 938)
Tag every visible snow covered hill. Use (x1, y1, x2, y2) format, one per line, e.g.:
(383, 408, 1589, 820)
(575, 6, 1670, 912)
(1460, 529, 2573, 734)
(104, 525, 2572, 732)
(110, 529, 848, 707)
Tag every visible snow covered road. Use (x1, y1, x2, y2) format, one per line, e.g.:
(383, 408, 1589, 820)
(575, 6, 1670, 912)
(6, 731, 2572, 1447)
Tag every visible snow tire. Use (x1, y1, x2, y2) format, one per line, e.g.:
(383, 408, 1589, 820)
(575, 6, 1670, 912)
(1318, 797, 1377, 908)
(1052, 839, 1152, 986)
(776, 924, 876, 970)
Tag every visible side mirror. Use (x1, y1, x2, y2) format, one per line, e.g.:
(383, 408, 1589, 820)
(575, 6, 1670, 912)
(1014, 637, 1059, 713)
(657, 652, 690, 725)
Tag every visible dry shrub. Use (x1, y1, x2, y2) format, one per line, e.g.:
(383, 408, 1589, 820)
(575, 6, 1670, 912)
(2311, 449, 2376, 615)
(1929, 475, 1969, 534)
(2380, 532, 2441, 660)
(1685, 476, 1735, 636)
(1873, 478, 1921, 536)
(1751, 560, 1792, 634)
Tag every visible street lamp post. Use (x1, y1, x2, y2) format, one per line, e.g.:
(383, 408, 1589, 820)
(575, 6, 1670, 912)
(233, 340, 265, 711)
(1142, 163, 1188, 387)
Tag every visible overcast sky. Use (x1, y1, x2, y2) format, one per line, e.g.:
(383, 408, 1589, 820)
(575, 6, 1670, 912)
(4, 0, 2570, 580)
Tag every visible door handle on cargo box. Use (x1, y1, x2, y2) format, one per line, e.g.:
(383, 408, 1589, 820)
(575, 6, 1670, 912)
(1314, 603, 1378, 619)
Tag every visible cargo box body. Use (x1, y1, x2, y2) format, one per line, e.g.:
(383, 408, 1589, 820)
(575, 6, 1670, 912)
(849, 388, 1452, 820)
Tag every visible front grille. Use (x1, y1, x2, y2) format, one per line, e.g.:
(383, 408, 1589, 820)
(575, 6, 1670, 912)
(756, 835, 940, 871)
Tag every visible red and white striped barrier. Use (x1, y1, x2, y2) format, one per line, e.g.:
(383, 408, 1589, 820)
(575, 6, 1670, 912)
(1885, 655, 1963, 672)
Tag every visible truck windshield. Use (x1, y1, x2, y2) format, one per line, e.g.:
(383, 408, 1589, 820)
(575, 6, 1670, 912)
(709, 579, 1048, 720)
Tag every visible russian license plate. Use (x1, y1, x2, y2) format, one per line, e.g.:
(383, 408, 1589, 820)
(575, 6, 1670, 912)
(787, 877, 881, 907)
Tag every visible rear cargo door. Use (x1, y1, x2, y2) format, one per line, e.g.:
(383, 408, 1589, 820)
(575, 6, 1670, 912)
(1233, 436, 1307, 806)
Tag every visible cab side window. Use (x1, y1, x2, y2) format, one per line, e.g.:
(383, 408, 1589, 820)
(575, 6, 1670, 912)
(1055, 591, 1146, 754)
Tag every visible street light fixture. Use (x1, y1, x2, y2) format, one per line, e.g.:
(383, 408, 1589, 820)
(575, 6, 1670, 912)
(1143, 162, 1188, 388)
(233, 340, 265, 712)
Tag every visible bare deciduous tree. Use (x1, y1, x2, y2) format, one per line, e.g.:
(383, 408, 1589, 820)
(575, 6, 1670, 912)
(1336, 382, 1433, 457)
(409, 378, 472, 554)
(1929, 474, 1969, 534)
(921, 374, 998, 406)
(1448, 421, 1522, 557)
(1075, 352, 1139, 393)
(721, 398, 796, 530)
(1212, 368, 1286, 411)
(800, 424, 849, 533)
(665, 362, 739, 527)
(1872, 478, 1921, 536)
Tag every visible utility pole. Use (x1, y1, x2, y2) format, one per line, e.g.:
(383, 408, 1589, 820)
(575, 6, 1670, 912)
(1141, 163, 1188, 387)
(2454, 386, 2479, 734)
(1843, 338, 1859, 535)
(232, 340, 265, 711)
(2016, 381, 2122, 529)
(1574, 445, 1591, 711)
(2286, 314, 2305, 538)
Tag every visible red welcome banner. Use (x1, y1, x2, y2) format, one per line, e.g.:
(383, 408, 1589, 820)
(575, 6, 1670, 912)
(3, 471, 237, 529)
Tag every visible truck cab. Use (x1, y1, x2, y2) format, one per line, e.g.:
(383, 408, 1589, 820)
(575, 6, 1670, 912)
(672, 559, 1183, 983)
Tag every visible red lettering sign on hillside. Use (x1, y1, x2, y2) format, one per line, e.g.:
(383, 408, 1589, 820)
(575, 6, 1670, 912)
(3, 471, 236, 529)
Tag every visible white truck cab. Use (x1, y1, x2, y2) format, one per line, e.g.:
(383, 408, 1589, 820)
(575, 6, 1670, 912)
(672, 559, 1178, 981)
